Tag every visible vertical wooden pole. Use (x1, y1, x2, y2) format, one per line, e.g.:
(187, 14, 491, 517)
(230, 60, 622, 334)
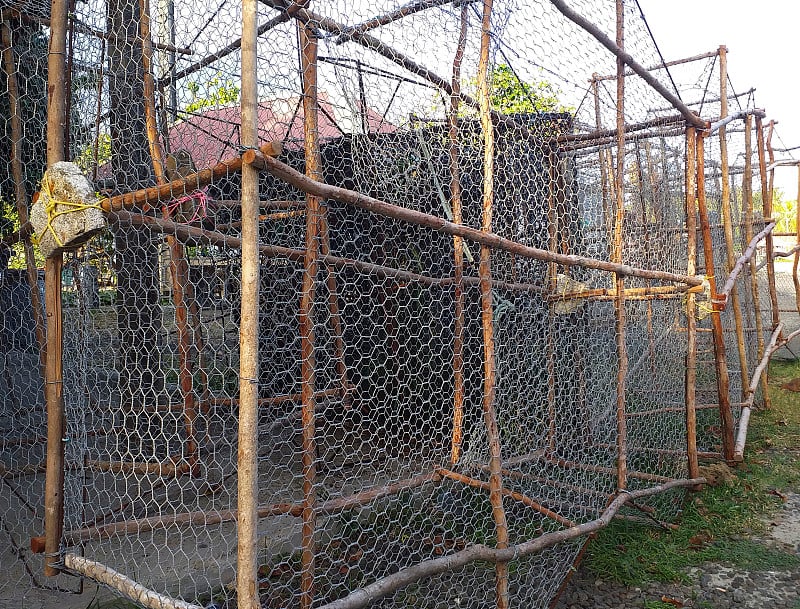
(613, 0, 628, 491)
(43, 0, 69, 578)
(591, 75, 613, 252)
(756, 116, 780, 331)
(298, 16, 320, 609)
(546, 150, 557, 454)
(793, 164, 800, 314)
(716, 46, 749, 400)
(237, 0, 260, 604)
(634, 143, 656, 378)
(696, 132, 735, 462)
(448, 4, 468, 465)
(139, 0, 200, 472)
(684, 127, 699, 482)
(1, 21, 47, 370)
(477, 1, 510, 607)
(742, 115, 769, 409)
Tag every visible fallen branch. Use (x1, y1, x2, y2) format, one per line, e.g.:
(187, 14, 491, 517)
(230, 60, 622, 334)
(734, 324, 800, 461)
(317, 477, 706, 609)
(715, 221, 775, 306)
(63, 554, 202, 609)
(244, 149, 703, 287)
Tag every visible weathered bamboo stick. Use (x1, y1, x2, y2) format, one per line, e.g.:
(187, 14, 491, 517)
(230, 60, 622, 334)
(99, 141, 281, 212)
(85, 458, 189, 477)
(613, 0, 628, 491)
(684, 126, 700, 482)
(237, 0, 260, 605)
(546, 151, 558, 454)
(508, 452, 671, 483)
(244, 150, 705, 287)
(756, 116, 780, 331)
(625, 402, 736, 418)
(706, 109, 765, 135)
(297, 16, 320, 609)
(548, 285, 689, 301)
(591, 442, 720, 460)
(548, 0, 706, 129)
(742, 114, 769, 410)
(63, 554, 202, 609)
(733, 324, 796, 461)
(0, 21, 47, 369)
(448, 5, 468, 466)
(435, 468, 575, 528)
(591, 76, 612, 258)
(634, 143, 657, 379)
(716, 222, 776, 303)
(559, 114, 684, 145)
(476, 2, 509, 605)
(32, 472, 441, 548)
(563, 127, 687, 156)
(42, 0, 68, 576)
(696, 131, 735, 463)
(716, 47, 750, 403)
(316, 477, 706, 609)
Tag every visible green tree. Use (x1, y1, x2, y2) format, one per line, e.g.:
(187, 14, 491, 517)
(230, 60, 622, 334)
(488, 64, 571, 115)
(772, 190, 797, 233)
(184, 74, 240, 114)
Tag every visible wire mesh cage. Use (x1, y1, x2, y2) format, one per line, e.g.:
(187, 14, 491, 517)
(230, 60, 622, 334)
(0, 1, 794, 608)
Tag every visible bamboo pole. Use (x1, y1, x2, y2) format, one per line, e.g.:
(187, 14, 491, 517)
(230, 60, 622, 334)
(696, 131, 736, 463)
(612, 0, 628, 491)
(684, 127, 699, 482)
(297, 15, 320, 609)
(743, 114, 769, 409)
(0, 21, 47, 369)
(448, 4, 468, 465)
(716, 46, 750, 401)
(315, 477, 705, 609)
(591, 75, 613, 255)
(546, 150, 558, 453)
(237, 0, 260, 604)
(244, 150, 705, 287)
(139, 0, 200, 474)
(756, 116, 780, 331)
(476, 2, 509, 606)
(42, 0, 69, 577)
(334, 0, 469, 42)
(593, 49, 720, 82)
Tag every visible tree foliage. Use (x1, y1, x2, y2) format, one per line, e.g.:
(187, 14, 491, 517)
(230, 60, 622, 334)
(184, 74, 240, 114)
(488, 64, 572, 115)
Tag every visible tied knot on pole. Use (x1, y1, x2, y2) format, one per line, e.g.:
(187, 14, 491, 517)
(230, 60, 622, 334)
(33, 177, 104, 249)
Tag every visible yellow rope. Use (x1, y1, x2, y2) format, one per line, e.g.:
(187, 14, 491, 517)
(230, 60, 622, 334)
(34, 178, 104, 248)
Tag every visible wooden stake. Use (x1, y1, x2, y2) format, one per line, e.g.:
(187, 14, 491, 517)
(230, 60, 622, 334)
(476, 1, 510, 606)
(237, 0, 260, 605)
(0, 21, 47, 369)
(742, 114, 769, 409)
(696, 131, 735, 463)
(613, 0, 628, 491)
(43, 0, 69, 576)
(756, 116, 780, 331)
(794, 164, 800, 314)
(684, 127, 699, 483)
(717, 46, 750, 400)
(298, 14, 320, 609)
(448, 5, 468, 465)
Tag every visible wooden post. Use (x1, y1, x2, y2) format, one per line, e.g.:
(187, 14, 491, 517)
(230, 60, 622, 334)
(716, 46, 749, 400)
(613, 0, 628, 491)
(742, 114, 769, 409)
(546, 150, 558, 454)
(448, 4, 468, 465)
(696, 131, 735, 462)
(477, 1, 510, 607)
(0, 21, 47, 369)
(298, 13, 320, 609)
(43, 0, 69, 577)
(138, 0, 199, 473)
(684, 127, 700, 482)
(591, 75, 613, 251)
(237, 0, 260, 604)
(756, 116, 780, 331)
(794, 164, 800, 314)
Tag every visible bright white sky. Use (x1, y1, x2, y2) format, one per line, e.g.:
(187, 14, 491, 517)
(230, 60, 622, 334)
(637, 0, 800, 198)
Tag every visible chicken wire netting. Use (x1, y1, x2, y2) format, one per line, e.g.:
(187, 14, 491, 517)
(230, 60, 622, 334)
(0, 0, 788, 608)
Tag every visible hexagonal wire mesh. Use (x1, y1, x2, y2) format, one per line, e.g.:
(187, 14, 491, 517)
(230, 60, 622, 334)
(0, 0, 794, 608)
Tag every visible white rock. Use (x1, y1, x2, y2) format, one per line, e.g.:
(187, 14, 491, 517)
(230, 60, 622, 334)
(30, 162, 106, 259)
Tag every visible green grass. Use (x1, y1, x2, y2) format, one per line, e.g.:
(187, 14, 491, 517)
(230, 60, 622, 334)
(584, 358, 800, 587)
